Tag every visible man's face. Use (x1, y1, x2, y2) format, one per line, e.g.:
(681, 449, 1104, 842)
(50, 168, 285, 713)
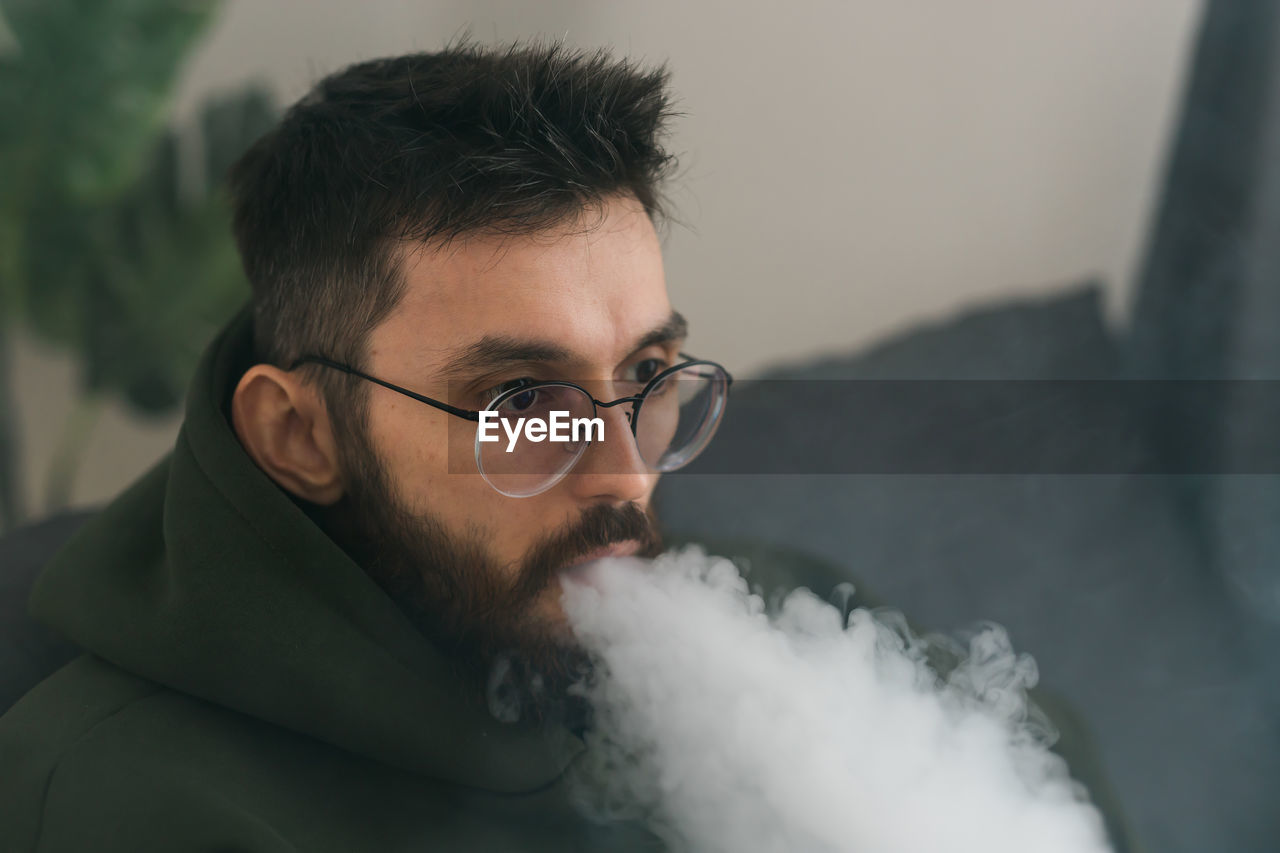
(328, 194, 676, 692)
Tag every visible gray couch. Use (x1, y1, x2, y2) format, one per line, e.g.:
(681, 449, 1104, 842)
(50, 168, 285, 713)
(655, 286, 1279, 852)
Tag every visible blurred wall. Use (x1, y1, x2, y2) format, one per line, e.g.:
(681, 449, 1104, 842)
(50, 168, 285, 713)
(14, 0, 1203, 512)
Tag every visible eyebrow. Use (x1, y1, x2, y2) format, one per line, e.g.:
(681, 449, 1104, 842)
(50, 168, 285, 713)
(633, 310, 688, 353)
(438, 309, 689, 381)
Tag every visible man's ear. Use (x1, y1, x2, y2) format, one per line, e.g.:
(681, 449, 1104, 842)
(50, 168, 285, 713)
(230, 365, 345, 505)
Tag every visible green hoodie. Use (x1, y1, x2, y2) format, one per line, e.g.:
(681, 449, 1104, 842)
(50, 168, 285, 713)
(0, 308, 1136, 852)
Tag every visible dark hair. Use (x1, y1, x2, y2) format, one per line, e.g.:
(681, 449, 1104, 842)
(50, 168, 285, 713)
(227, 41, 677, 424)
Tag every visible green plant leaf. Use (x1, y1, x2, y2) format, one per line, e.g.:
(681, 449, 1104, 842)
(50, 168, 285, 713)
(0, 0, 219, 203)
(201, 86, 276, 188)
(77, 87, 275, 414)
(81, 187, 249, 413)
(20, 84, 276, 417)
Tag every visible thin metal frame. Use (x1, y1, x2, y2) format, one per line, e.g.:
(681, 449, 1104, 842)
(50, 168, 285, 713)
(289, 354, 732, 440)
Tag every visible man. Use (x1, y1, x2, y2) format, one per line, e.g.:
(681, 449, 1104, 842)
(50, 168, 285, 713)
(0, 43, 1133, 852)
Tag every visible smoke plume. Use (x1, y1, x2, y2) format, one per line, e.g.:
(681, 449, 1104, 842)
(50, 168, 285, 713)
(560, 546, 1112, 853)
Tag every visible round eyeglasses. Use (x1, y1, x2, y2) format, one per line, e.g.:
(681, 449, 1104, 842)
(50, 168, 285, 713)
(290, 355, 733, 497)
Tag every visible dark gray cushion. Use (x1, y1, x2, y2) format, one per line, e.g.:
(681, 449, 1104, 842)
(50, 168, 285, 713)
(656, 285, 1279, 852)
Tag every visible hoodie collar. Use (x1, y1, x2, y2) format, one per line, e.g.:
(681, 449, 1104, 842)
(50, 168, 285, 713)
(32, 305, 584, 792)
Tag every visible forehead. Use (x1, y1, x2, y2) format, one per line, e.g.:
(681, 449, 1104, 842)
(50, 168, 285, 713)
(374, 197, 672, 372)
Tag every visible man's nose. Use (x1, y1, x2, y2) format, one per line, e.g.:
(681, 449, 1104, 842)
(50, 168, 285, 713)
(564, 399, 655, 503)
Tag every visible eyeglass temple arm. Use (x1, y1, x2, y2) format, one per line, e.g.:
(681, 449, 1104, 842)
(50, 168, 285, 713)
(669, 355, 734, 390)
(291, 355, 732, 421)
(289, 356, 481, 422)
(679, 353, 733, 379)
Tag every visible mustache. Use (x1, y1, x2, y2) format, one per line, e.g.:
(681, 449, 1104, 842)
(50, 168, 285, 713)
(514, 503, 663, 601)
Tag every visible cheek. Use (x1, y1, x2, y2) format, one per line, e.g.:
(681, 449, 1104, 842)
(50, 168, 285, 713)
(365, 401, 488, 515)
(364, 403, 548, 563)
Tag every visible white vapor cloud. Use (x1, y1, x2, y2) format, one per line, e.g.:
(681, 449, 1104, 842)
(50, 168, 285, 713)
(561, 546, 1112, 853)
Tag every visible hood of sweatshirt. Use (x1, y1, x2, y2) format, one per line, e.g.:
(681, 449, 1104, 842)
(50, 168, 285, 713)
(29, 306, 583, 793)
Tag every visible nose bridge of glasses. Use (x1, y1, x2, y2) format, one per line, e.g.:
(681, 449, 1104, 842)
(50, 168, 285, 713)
(471, 362, 727, 494)
(594, 393, 642, 425)
(551, 374, 637, 422)
(557, 387, 645, 476)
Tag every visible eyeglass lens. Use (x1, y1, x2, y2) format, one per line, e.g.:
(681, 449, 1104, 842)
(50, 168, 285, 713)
(475, 364, 728, 497)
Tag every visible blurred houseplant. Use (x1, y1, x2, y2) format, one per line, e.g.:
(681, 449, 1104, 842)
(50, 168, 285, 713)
(0, 1, 275, 531)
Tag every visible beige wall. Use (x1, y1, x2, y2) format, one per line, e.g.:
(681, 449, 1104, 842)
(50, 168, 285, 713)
(14, 0, 1203, 512)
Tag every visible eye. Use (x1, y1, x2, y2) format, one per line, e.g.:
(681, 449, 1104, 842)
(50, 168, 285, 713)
(483, 377, 537, 408)
(628, 358, 669, 386)
(505, 389, 541, 413)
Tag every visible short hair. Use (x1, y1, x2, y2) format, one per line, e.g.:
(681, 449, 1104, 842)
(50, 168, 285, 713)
(227, 41, 677, 408)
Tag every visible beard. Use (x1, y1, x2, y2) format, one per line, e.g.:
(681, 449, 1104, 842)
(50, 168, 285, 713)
(320, 421, 664, 728)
